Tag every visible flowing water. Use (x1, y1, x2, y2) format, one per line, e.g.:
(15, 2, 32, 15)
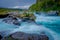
(0, 13, 60, 40)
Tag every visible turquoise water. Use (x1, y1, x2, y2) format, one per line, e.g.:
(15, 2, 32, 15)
(0, 13, 60, 40)
(0, 19, 18, 31)
(35, 15, 60, 33)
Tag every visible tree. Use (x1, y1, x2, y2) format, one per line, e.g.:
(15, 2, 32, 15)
(29, 0, 60, 11)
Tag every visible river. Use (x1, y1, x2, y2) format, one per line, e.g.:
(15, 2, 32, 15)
(0, 13, 60, 40)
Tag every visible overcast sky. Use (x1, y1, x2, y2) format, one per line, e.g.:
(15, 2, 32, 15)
(0, 0, 36, 9)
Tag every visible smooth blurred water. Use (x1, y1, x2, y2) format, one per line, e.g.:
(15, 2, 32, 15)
(0, 13, 60, 40)
(0, 19, 18, 31)
(35, 14, 60, 33)
(34, 14, 60, 40)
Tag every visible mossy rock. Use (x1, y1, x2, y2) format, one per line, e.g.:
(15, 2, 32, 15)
(17, 13, 36, 21)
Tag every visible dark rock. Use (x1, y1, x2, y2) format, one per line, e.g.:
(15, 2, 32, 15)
(2, 15, 21, 26)
(28, 34, 39, 40)
(0, 14, 9, 18)
(10, 32, 41, 40)
(19, 13, 36, 22)
(11, 32, 28, 40)
(38, 35, 49, 40)
(2, 32, 50, 40)
(22, 17, 35, 22)
(13, 20, 20, 26)
(2, 32, 40, 40)
(47, 11, 58, 16)
(22, 17, 30, 22)
(0, 35, 2, 40)
(13, 17, 17, 20)
(38, 32, 49, 40)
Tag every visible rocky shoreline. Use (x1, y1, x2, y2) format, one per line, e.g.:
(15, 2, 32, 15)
(1, 12, 36, 26)
(0, 14, 9, 18)
(2, 15, 21, 26)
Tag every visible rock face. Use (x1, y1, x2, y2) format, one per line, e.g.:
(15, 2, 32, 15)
(0, 14, 9, 18)
(2, 32, 49, 40)
(0, 35, 2, 40)
(2, 15, 21, 26)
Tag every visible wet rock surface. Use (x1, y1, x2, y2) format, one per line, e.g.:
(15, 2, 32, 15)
(2, 32, 49, 40)
(0, 33, 3, 40)
(0, 14, 9, 18)
(0, 35, 2, 40)
(1, 12, 36, 26)
(38, 32, 49, 40)
(47, 11, 58, 16)
(2, 15, 21, 26)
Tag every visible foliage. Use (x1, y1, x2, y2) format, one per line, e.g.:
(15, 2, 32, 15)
(29, 0, 60, 12)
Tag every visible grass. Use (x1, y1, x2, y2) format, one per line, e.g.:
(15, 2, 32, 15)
(0, 8, 23, 15)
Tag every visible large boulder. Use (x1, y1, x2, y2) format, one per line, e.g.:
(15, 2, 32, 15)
(2, 32, 49, 40)
(2, 32, 39, 40)
(11, 32, 28, 40)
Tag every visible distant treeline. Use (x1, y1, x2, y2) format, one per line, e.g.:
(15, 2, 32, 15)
(0, 8, 23, 15)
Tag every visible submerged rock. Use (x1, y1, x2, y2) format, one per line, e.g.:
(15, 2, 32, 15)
(2, 15, 21, 26)
(18, 13, 36, 22)
(47, 11, 58, 16)
(13, 20, 20, 26)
